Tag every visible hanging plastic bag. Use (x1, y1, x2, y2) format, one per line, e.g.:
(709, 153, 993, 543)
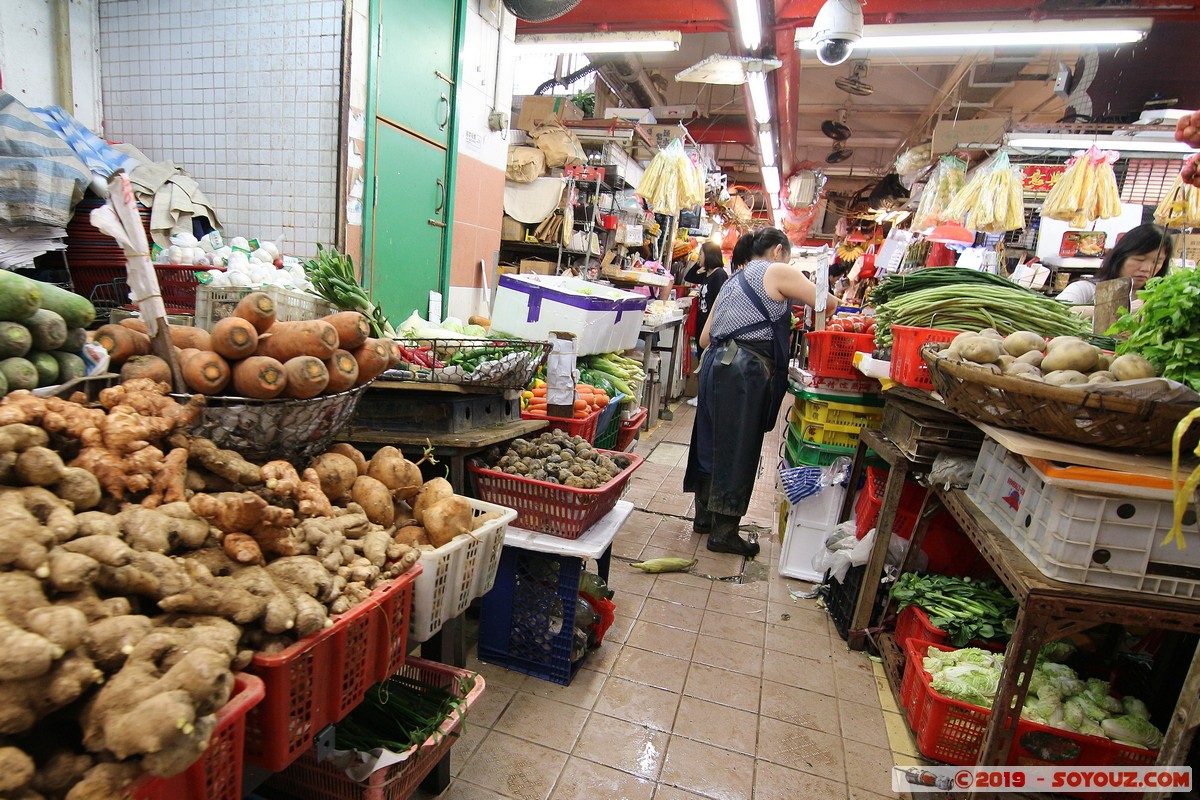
(944, 151, 1026, 233)
(911, 155, 967, 231)
(1154, 170, 1200, 228)
(1041, 145, 1122, 228)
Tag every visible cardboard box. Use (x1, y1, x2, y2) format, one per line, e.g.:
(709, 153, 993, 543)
(497, 264, 519, 276)
(519, 258, 555, 275)
(604, 108, 657, 124)
(645, 125, 687, 149)
(515, 96, 584, 132)
(501, 215, 525, 242)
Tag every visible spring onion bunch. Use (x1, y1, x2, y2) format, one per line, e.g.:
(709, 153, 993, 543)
(304, 243, 396, 338)
(334, 672, 475, 754)
(890, 573, 1017, 646)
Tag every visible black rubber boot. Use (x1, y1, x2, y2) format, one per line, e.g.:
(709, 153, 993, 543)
(692, 476, 714, 535)
(706, 512, 759, 557)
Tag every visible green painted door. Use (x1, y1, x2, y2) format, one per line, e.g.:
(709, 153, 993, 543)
(376, 0, 454, 146)
(370, 120, 447, 320)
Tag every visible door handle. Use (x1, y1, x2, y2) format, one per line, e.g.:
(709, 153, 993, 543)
(435, 178, 445, 213)
(438, 94, 450, 130)
(428, 219, 447, 228)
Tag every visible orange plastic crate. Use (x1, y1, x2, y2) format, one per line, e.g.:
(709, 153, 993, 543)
(615, 406, 648, 451)
(244, 567, 420, 772)
(129, 673, 265, 800)
(890, 325, 959, 390)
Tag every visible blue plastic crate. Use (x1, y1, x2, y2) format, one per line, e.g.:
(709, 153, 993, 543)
(478, 548, 585, 685)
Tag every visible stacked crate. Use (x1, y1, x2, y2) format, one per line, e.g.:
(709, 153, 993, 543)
(783, 384, 884, 468)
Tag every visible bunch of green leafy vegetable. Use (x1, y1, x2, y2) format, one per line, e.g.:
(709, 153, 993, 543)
(891, 573, 1017, 646)
(921, 645, 1164, 750)
(335, 672, 475, 754)
(1108, 268, 1200, 391)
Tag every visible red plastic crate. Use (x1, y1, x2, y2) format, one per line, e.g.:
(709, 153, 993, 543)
(263, 658, 485, 800)
(805, 330, 876, 380)
(854, 465, 928, 539)
(901, 639, 1158, 781)
(68, 263, 208, 313)
(615, 406, 648, 451)
(520, 406, 602, 443)
(894, 605, 949, 651)
(244, 567, 420, 772)
(890, 325, 959, 390)
(130, 673, 265, 800)
(468, 451, 643, 539)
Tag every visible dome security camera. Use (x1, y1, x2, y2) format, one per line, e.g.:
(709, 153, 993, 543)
(812, 0, 863, 66)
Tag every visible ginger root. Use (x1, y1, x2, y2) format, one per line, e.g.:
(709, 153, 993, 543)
(185, 437, 263, 486)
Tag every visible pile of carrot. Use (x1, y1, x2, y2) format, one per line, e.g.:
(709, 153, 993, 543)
(94, 293, 399, 399)
(522, 381, 609, 420)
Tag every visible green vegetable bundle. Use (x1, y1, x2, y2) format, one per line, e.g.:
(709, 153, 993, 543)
(869, 267, 1038, 306)
(304, 243, 395, 338)
(335, 671, 475, 754)
(873, 283, 1090, 349)
(579, 352, 646, 398)
(891, 573, 1017, 646)
(1108, 269, 1200, 392)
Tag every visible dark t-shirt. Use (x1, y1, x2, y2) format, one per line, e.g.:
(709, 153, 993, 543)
(685, 264, 729, 334)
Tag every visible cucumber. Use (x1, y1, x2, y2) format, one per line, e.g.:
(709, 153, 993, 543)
(28, 352, 59, 388)
(22, 309, 67, 351)
(61, 328, 87, 354)
(29, 280, 94, 329)
(0, 272, 42, 322)
(51, 351, 87, 382)
(0, 358, 38, 391)
(0, 323, 31, 359)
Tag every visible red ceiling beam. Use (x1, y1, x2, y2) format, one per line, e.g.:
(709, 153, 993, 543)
(514, 0, 733, 34)
(774, 0, 1200, 25)
(686, 119, 755, 145)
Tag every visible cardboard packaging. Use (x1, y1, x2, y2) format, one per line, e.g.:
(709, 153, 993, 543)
(501, 215, 525, 241)
(519, 258, 555, 275)
(515, 96, 584, 132)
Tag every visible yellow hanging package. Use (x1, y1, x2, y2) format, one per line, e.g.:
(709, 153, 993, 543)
(1154, 171, 1200, 229)
(1041, 145, 1122, 228)
(944, 151, 1026, 233)
(911, 155, 967, 232)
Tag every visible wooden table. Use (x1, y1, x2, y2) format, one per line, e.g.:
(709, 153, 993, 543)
(337, 418, 548, 494)
(839, 427, 932, 650)
(872, 488, 1200, 797)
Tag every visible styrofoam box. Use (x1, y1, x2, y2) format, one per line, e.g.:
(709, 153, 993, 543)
(409, 499, 516, 643)
(490, 273, 648, 356)
(780, 481, 847, 583)
(969, 437, 1200, 599)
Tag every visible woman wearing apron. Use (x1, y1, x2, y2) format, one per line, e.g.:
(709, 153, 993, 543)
(684, 228, 839, 556)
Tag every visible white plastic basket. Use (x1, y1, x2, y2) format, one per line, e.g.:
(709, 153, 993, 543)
(409, 498, 516, 643)
(966, 437, 1045, 544)
(193, 285, 332, 330)
(969, 437, 1200, 599)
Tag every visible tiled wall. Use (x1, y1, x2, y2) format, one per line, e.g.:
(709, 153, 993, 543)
(446, 0, 514, 321)
(97, 0, 344, 259)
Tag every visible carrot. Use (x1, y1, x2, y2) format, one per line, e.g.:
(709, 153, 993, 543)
(573, 398, 588, 412)
(169, 325, 212, 351)
(594, 394, 610, 407)
(384, 338, 403, 369)
(120, 355, 172, 384)
(281, 356, 329, 399)
(94, 324, 149, 365)
(211, 317, 259, 361)
(531, 386, 548, 397)
(118, 317, 150, 334)
(233, 291, 276, 334)
(231, 356, 287, 399)
(350, 338, 390, 385)
(180, 350, 231, 395)
(256, 320, 339, 362)
(323, 311, 370, 351)
(325, 349, 359, 393)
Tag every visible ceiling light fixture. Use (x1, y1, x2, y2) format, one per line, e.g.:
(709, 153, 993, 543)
(1008, 134, 1190, 154)
(515, 31, 682, 54)
(762, 166, 781, 195)
(759, 129, 776, 167)
(796, 17, 1151, 53)
(735, 0, 763, 50)
(747, 72, 771, 125)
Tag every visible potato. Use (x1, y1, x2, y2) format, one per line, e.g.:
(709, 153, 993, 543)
(1109, 353, 1156, 381)
(326, 443, 368, 475)
(54, 467, 102, 511)
(1087, 370, 1117, 384)
(997, 354, 1016, 371)
(393, 525, 429, 548)
(422, 495, 472, 548)
(1003, 362, 1041, 379)
(351, 475, 394, 526)
(948, 331, 980, 357)
(1044, 369, 1089, 386)
(1002, 331, 1046, 358)
(311, 453, 358, 502)
(979, 328, 1003, 340)
(412, 477, 455, 525)
(1097, 351, 1114, 371)
(1015, 350, 1044, 368)
(367, 446, 423, 500)
(16, 446, 65, 486)
(1046, 336, 1084, 353)
(958, 336, 1002, 365)
(1041, 341, 1099, 374)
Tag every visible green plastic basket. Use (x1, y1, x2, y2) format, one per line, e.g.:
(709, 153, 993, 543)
(593, 393, 624, 450)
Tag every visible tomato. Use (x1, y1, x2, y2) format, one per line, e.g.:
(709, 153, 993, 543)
(827, 321, 845, 332)
(851, 320, 866, 333)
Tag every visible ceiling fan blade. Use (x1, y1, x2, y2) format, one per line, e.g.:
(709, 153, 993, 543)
(826, 148, 855, 163)
(821, 120, 852, 141)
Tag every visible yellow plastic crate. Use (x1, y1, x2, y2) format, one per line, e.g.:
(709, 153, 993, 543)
(796, 419, 863, 449)
(800, 396, 884, 430)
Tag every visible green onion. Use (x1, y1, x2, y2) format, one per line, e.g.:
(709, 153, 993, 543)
(334, 673, 476, 754)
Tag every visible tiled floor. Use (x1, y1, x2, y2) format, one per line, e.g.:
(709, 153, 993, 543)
(415, 401, 922, 800)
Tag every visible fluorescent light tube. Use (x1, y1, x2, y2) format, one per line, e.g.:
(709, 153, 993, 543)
(762, 166, 781, 195)
(759, 129, 776, 167)
(1009, 135, 1192, 154)
(736, 0, 762, 50)
(769, 191, 781, 209)
(796, 18, 1150, 52)
(516, 31, 682, 55)
(747, 72, 771, 125)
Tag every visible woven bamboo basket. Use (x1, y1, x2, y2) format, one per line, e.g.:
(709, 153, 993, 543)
(920, 343, 1198, 454)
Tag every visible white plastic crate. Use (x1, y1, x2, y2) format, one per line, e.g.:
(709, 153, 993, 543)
(970, 437, 1200, 599)
(193, 285, 333, 331)
(779, 479, 846, 583)
(966, 437, 1044, 546)
(409, 498, 516, 643)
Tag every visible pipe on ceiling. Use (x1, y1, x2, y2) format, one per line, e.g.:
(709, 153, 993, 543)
(773, 24, 798, 181)
(592, 55, 668, 109)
